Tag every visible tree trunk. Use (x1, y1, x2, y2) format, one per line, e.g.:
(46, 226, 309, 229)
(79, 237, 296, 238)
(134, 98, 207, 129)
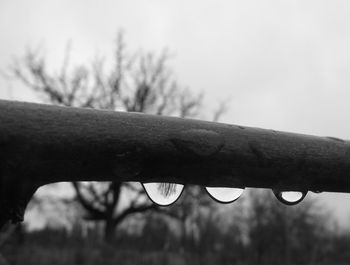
(104, 218, 116, 243)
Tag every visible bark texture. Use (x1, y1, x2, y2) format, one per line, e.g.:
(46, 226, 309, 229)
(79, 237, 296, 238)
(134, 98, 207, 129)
(1, 100, 350, 225)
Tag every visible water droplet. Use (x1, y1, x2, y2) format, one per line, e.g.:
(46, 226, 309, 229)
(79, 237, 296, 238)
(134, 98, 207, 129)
(142, 183, 184, 206)
(205, 187, 244, 203)
(273, 190, 307, 205)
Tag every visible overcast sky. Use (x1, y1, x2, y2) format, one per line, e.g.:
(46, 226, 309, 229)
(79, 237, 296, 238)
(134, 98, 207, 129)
(1, 0, 350, 227)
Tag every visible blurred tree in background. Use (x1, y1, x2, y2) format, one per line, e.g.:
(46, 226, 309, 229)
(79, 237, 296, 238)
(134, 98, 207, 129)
(1, 189, 341, 265)
(8, 31, 224, 242)
(246, 190, 330, 265)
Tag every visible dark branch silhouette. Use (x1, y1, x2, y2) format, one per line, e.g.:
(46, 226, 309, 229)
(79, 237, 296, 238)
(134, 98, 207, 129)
(9, 31, 222, 241)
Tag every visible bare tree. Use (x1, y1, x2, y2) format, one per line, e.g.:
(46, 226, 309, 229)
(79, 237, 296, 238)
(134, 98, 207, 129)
(246, 189, 329, 265)
(9, 31, 218, 241)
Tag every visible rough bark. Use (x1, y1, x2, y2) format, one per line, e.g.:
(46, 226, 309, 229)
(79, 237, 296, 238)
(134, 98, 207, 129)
(1, 99, 350, 225)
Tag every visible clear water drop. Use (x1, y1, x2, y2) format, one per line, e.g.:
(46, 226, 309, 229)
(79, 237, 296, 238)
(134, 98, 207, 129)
(205, 187, 244, 203)
(274, 190, 307, 205)
(142, 183, 184, 206)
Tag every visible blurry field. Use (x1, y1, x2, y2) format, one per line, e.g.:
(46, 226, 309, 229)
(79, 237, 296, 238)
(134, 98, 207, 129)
(3, 200, 350, 265)
(2, 228, 233, 265)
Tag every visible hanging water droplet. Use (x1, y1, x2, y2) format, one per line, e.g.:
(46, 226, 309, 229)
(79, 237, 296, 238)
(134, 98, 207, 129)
(273, 190, 307, 205)
(205, 187, 244, 203)
(142, 183, 184, 206)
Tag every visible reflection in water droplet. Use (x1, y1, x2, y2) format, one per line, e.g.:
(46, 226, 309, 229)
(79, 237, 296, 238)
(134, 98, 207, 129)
(274, 190, 307, 205)
(205, 187, 244, 203)
(142, 183, 184, 206)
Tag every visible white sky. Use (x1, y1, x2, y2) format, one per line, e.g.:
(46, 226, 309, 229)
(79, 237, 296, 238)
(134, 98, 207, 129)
(2, 0, 350, 228)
